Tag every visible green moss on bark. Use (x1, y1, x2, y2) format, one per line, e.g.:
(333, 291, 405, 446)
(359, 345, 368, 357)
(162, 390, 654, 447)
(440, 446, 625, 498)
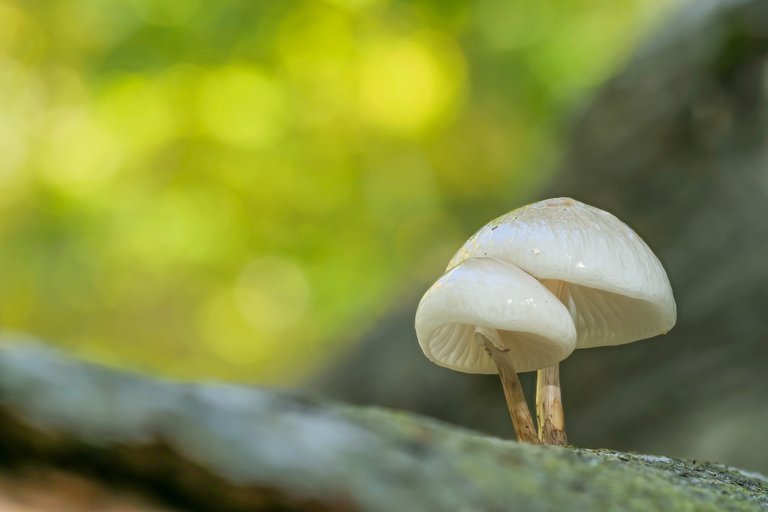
(0, 343, 766, 511)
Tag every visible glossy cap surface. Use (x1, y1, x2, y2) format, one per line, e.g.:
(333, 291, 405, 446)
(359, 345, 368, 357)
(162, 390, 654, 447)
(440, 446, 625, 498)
(415, 258, 577, 374)
(448, 198, 676, 348)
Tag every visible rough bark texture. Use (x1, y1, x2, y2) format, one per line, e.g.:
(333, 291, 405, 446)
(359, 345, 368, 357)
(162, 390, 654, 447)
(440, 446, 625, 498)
(312, 0, 768, 473)
(0, 343, 767, 511)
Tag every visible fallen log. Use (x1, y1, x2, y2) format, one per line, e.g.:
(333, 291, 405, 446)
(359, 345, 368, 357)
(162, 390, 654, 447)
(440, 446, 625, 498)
(0, 343, 766, 511)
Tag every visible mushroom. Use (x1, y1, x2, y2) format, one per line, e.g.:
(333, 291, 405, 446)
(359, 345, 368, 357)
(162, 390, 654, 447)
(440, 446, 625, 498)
(415, 257, 577, 443)
(448, 197, 676, 445)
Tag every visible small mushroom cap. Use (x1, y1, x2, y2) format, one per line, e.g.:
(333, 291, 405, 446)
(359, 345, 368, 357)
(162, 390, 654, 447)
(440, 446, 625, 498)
(448, 197, 676, 348)
(415, 258, 577, 374)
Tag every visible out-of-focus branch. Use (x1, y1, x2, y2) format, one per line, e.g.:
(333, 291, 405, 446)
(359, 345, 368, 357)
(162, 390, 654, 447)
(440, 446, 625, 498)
(0, 343, 346, 512)
(0, 343, 766, 511)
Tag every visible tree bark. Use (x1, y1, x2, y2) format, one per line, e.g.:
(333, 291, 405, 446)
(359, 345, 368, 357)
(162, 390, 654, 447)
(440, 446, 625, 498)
(0, 343, 766, 511)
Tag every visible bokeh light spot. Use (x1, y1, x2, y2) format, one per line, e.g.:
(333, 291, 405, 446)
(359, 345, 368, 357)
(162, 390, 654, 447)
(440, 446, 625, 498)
(277, 6, 355, 79)
(198, 66, 286, 148)
(97, 75, 176, 154)
(0, 61, 34, 191)
(234, 256, 311, 335)
(110, 188, 243, 270)
(357, 34, 465, 135)
(39, 107, 123, 192)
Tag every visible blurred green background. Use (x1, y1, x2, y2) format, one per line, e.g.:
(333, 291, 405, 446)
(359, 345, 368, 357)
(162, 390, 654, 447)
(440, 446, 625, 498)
(0, 0, 678, 383)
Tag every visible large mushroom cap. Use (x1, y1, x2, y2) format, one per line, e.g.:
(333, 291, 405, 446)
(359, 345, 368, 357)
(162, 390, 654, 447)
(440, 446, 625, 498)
(415, 258, 577, 374)
(448, 197, 676, 348)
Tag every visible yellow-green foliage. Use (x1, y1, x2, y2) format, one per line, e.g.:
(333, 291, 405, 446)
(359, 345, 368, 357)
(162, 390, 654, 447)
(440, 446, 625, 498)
(0, 0, 678, 382)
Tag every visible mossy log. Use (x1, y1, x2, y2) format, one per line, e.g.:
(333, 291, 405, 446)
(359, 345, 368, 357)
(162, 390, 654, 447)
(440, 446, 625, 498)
(0, 343, 766, 511)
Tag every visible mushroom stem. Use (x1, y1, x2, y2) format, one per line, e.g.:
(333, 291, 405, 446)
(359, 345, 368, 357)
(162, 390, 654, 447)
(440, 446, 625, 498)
(477, 333, 539, 444)
(536, 364, 567, 445)
(537, 280, 569, 445)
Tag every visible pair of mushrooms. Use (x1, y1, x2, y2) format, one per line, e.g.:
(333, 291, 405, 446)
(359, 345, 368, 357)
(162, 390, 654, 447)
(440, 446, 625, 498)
(415, 198, 676, 444)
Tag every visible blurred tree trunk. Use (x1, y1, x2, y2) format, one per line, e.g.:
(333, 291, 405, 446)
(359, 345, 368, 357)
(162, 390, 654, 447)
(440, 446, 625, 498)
(311, 0, 768, 472)
(1, 343, 766, 511)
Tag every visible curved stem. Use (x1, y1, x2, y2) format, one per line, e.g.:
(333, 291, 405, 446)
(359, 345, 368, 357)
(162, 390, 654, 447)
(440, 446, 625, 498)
(477, 333, 539, 444)
(537, 279, 569, 445)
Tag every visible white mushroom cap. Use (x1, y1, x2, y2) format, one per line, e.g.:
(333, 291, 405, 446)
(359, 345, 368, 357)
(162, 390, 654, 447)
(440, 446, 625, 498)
(415, 257, 577, 374)
(448, 197, 676, 348)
